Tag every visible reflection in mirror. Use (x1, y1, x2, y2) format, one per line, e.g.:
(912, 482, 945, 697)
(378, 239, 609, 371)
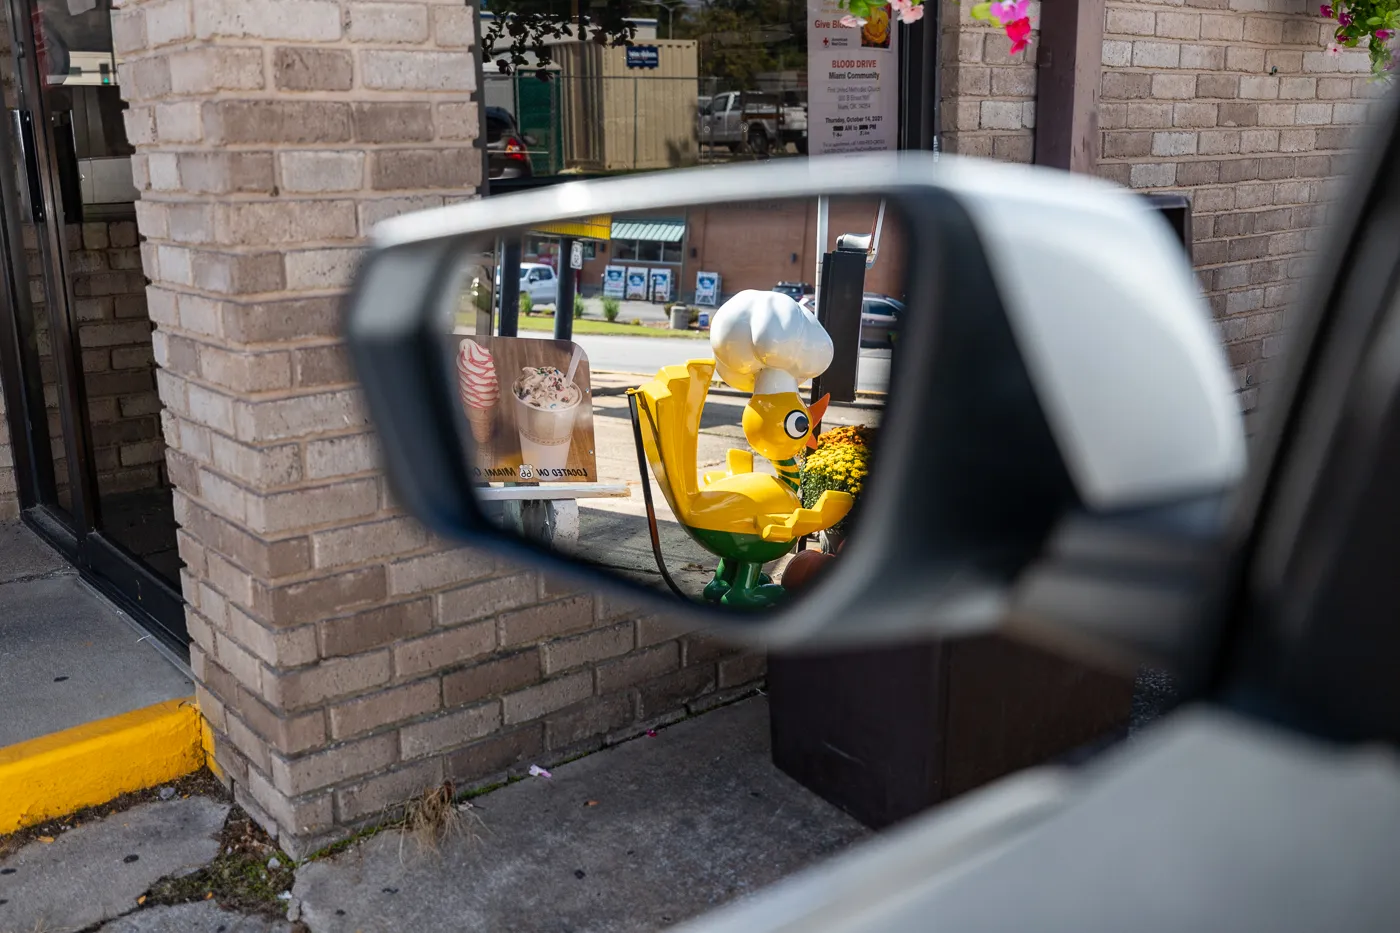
(446, 198, 905, 615)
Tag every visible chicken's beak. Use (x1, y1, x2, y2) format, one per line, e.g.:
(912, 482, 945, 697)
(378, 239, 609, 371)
(806, 394, 831, 449)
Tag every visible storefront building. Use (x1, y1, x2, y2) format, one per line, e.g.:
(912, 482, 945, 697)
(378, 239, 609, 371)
(0, 0, 769, 856)
(574, 203, 907, 305)
(0, 0, 1376, 854)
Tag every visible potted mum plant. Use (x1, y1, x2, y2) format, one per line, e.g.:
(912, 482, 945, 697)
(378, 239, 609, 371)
(800, 424, 874, 554)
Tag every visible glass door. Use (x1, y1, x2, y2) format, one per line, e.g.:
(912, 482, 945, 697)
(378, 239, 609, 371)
(0, 0, 185, 650)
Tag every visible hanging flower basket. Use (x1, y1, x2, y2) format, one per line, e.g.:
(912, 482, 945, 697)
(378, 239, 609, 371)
(836, 0, 926, 28)
(971, 0, 1035, 54)
(1321, 2, 1397, 75)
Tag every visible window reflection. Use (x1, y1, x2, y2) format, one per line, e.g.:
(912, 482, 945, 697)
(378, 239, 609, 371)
(454, 198, 906, 607)
(482, 2, 809, 182)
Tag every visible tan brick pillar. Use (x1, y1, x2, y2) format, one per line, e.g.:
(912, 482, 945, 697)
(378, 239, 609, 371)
(110, 0, 493, 853)
(112, 0, 766, 856)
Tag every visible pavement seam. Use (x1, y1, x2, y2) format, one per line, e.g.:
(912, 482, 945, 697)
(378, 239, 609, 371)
(0, 566, 79, 587)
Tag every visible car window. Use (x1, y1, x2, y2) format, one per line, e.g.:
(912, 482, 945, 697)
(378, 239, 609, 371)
(538, 268, 554, 280)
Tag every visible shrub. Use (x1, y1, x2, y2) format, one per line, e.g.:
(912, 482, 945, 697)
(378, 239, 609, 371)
(602, 296, 621, 322)
(574, 293, 586, 319)
(519, 292, 533, 315)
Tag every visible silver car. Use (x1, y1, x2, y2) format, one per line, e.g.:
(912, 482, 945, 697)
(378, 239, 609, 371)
(796, 292, 902, 347)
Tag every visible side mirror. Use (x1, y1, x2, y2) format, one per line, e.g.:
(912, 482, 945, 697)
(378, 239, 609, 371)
(344, 154, 1245, 669)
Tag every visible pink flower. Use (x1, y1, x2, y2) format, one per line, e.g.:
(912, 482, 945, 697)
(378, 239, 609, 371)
(990, 0, 1030, 25)
(1338, 11, 1352, 24)
(1006, 16, 1032, 53)
(1326, 42, 1344, 55)
(891, 0, 925, 23)
(839, 13, 866, 27)
(1320, 3, 1333, 15)
(1378, 28, 1393, 39)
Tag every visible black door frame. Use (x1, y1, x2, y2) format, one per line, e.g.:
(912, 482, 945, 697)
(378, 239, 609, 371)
(0, 0, 186, 654)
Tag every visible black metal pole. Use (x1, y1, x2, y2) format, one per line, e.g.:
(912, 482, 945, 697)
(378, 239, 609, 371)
(499, 238, 522, 337)
(555, 236, 576, 341)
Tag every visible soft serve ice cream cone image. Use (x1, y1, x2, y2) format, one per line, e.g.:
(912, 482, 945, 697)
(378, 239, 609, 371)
(458, 339, 499, 459)
(448, 335, 599, 482)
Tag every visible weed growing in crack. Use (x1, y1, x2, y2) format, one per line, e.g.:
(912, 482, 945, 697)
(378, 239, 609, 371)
(141, 807, 294, 919)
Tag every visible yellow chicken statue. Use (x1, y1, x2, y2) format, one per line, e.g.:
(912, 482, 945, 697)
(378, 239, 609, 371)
(629, 290, 854, 608)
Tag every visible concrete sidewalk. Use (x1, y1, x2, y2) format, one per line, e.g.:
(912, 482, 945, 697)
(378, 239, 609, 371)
(0, 522, 192, 749)
(0, 697, 866, 933)
(292, 698, 866, 933)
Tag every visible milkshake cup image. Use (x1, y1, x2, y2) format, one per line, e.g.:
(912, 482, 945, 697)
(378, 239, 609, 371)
(512, 366, 582, 473)
(458, 339, 499, 457)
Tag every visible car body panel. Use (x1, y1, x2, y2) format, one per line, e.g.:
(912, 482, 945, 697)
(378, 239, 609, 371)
(519, 261, 558, 305)
(486, 107, 534, 181)
(795, 291, 901, 346)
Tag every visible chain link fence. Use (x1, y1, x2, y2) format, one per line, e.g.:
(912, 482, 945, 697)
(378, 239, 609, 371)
(483, 72, 810, 175)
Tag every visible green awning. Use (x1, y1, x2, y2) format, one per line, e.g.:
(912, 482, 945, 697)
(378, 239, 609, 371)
(611, 220, 686, 242)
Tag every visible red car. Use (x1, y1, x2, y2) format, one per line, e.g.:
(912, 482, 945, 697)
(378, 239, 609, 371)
(486, 107, 534, 181)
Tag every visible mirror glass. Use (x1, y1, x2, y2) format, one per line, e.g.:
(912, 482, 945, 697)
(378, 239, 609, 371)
(443, 197, 906, 615)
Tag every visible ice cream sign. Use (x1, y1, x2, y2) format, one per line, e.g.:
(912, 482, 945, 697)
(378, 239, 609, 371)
(455, 336, 599, 483)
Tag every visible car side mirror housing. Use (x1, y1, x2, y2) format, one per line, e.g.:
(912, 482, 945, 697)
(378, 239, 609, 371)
(344, 154, 1245, 670)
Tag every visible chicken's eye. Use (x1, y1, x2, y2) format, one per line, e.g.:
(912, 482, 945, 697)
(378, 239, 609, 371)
(783, 410, 809, 439)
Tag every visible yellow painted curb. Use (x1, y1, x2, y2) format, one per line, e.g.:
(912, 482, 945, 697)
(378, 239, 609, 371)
(0, 697, 204, 834)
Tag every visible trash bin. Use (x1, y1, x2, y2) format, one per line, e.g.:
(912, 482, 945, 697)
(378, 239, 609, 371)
(767, 634, 1133, 829)
(669, 304, 690, 330)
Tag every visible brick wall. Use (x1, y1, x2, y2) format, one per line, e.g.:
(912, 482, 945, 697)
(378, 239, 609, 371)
(939, 0, 1041, 162)
(1097, 0, 1378, 420)
(575, 200, 906, 304)
(112, 0, 761, 856)
(73, 220, 165, 498)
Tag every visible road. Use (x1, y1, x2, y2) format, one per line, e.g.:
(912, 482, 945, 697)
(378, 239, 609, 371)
(522, 332, 892, 393)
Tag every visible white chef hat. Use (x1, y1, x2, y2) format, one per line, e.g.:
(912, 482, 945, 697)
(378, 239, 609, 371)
(710, 290, 834, 395)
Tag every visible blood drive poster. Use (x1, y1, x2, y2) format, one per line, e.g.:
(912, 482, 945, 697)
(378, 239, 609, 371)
(807, 1, 900, 156)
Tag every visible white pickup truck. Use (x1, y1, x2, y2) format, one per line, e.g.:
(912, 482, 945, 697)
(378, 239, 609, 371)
(699, 91, 808, 156)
